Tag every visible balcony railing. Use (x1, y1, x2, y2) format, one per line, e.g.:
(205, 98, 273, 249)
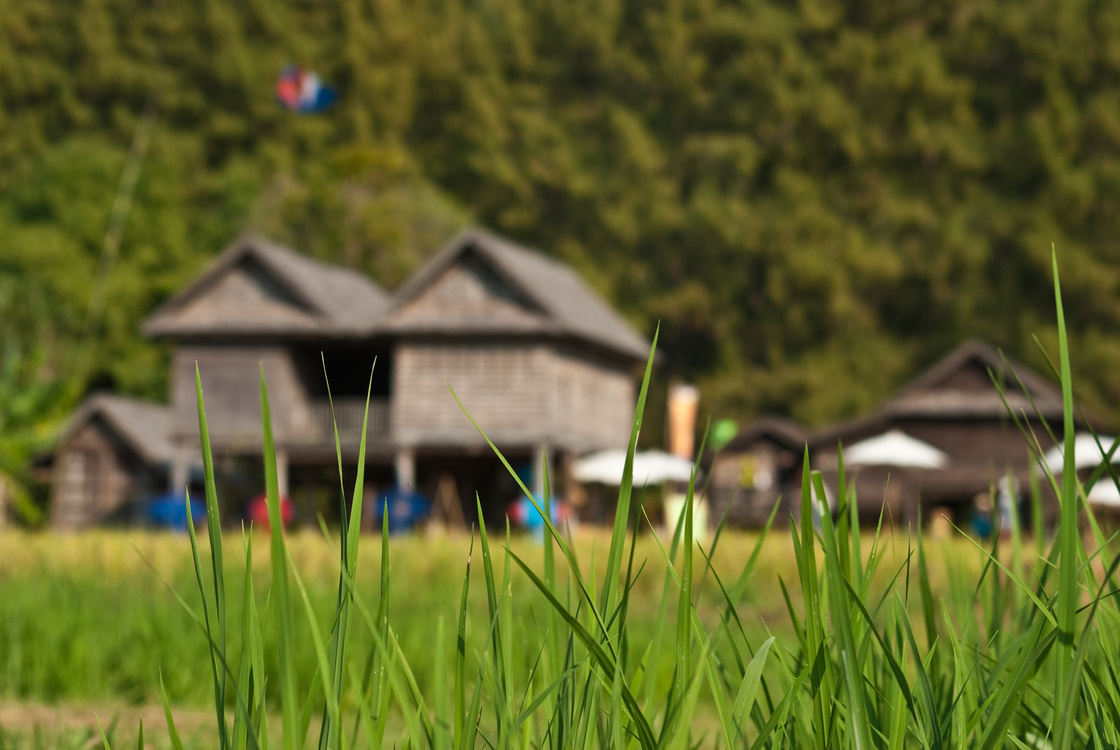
(288, 398, 390, 446)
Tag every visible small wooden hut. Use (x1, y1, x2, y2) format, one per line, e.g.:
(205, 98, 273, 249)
(51, 394, 178, 529)
(810, 340, 1080, 529)
(721, 341, 1098, 531)
(707, 417, 806, 527)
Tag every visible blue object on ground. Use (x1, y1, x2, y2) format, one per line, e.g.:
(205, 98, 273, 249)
(374, 488, 431, 533)
(508, 493, 566, 531)
(146, 492, 206, 532)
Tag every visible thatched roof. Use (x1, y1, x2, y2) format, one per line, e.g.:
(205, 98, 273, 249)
(61, 394, 177, 466)
(143, 234, 391, 338)
(382, 228, 651, 360)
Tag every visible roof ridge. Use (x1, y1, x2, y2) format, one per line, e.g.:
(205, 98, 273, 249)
(382, 227, 650, 359)
(143, 233, 390, 338)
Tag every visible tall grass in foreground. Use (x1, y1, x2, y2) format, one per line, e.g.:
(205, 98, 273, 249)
(143, 253, 1120, 749)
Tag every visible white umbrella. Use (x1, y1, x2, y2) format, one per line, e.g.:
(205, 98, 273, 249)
(844, 430, 949, 469)
(573, 449, 695, 486)
(1039, 433, 1120, 473)
(1088, 481, 1120, 508)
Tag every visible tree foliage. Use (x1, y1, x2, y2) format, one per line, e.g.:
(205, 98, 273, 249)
(2, 0, 1120, 429)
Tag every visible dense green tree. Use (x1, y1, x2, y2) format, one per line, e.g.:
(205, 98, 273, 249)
(1, 0, 1120, 442)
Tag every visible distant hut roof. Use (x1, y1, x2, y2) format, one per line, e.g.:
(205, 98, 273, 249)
(812, 339, 1078, 446)
(143, 234, 391, 338)
(382, 228, 652, 360)
(721, 416, 808, 454)
(61, 394, 177, 466)
(883, 339, 1064, 419)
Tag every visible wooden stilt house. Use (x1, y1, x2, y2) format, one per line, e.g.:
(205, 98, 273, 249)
(53, 228, 651, 528)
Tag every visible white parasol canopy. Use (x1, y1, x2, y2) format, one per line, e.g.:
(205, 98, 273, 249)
(844, 430, 949, 469)
(1087, 481, 1120, 508)
(1039, 433, 1120, 474)
(573, 449, 696, 486)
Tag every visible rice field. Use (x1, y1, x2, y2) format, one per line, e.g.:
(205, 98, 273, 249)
(0, 525, 991, 746)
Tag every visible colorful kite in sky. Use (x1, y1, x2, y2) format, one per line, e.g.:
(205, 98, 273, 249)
(275, 65, 338, 113)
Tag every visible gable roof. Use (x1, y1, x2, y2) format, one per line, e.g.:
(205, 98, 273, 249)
(61, 394, 177, 466)
(882, 339, 1064, 419)
(721, 416, 808, 454)
(382, 228, 651, 360)
(143, 234, 391, 338)
(812, 340, 1075, 445)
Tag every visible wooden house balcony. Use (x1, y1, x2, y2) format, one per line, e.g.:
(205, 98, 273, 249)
(287, 398, 391, 447)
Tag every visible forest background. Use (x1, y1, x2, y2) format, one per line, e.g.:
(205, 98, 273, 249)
(4, 0, 1120, 516)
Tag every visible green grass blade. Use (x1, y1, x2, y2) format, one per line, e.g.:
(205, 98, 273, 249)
(731, 635, 775, 740)
(434, 616, 452, 750)
(347, 661, 379, 749)
(318, 359, 374, 750)
(455, 534, 474, 750)
(1051, 248, 1081, 748)
(673, 465, 697, 714)
(183, 491, 228, 749)
(893, 595, 943, 747)
(600, 325, 659, 626)
(194, 365, 228, 735)
(610, 628, 625, 750)
(540, 449, 562, 703)
(815, 471, 873, 750)
(747, 660, 812, 750)
(977, 618, 1057, 750)
(474, 495, 509, 739)
(259, 366, 301, 750)
(447, 386, 616, 659)
(191, 366, 231, 749)
(795, 451, 832, 749)
(917, 530, 940, 681)
(233, 531, 259, 750)
(948, 520, 1058, 629)
(640, 502, 684, 713)
(507, 550, 656, 750)
(159, 672, 185, 750)
(372, 511, 392, 749)
(287, 551, 342, 737)
(96, 716, 114, 750)
(501, 521, 516, 744)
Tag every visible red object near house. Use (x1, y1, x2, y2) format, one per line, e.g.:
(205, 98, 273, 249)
(248, 494, 295, 530)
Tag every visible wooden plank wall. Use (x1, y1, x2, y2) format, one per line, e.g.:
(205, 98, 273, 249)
(51, 422, 136, 529)
(392, 340, 634, 452)
(173, 343, 306, 447)
(392, 340, 552, 447)
(548, 348, 634, 452)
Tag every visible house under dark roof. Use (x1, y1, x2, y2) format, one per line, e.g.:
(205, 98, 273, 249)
(54, 229, 652, 529)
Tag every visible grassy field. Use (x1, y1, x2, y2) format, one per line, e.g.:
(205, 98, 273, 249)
(0, 526, 947, 702)
(0, 525, 1002, 743)
(6, 256, 1120, 748)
